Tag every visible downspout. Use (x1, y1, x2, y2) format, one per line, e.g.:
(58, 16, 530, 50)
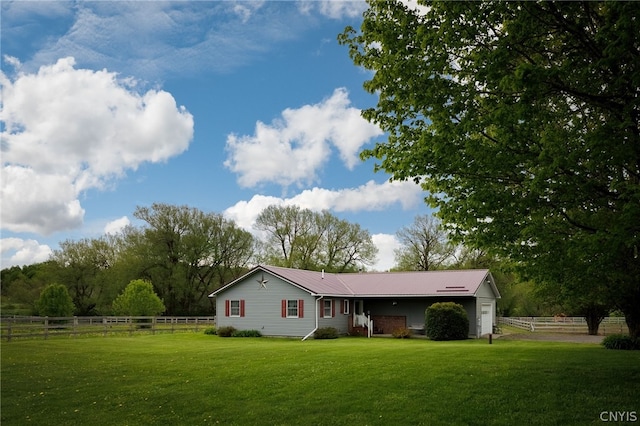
(302, 295, 323, 341)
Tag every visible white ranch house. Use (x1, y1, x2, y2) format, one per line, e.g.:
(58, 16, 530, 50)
(209, 265, 500, 339)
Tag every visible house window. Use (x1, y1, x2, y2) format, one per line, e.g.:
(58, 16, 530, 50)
(282, 299, 304, 318)
(342, 299, 349, 315)
(323, 299, 333, 318)
(230, 300, 240, 317)
(225, 300, 245, 317)
(288, 300, 299, 317)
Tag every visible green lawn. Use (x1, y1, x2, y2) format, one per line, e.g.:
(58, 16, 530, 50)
(2, 334, 639, 425)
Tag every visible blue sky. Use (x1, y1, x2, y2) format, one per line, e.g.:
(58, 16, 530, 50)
(1, 1, 431, 271)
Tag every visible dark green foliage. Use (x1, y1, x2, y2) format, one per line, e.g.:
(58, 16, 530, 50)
(203, 327, 217, 335)
(425, 302, 469, 341)
(602, 334, 640, 351)
(340, 1, 640, 339)
(36, 284, 75, 317)
(314, 327, 339, 339)
(217, 326, 237, 337)
(231, 329, 262, 338)
(392, 328, 411, 339)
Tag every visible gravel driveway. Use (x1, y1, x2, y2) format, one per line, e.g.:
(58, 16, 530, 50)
(496, 332, 604, 344)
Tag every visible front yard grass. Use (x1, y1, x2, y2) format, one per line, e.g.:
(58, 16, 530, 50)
(1, 334, 639, 425)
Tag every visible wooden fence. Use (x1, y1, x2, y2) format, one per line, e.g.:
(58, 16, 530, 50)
(0, 316, 215, 341)
(498, 316, 627, 335)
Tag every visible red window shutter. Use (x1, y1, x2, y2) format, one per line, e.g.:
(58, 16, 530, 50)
(225, 300, 230, 317)
(331, 299, 335, 317)
(240, 300, 245, 317)
(299, 299, 304, 318)
(340, 299, 345, 315)
(319, 300, 323, 318)
(281, 300, 287, 318)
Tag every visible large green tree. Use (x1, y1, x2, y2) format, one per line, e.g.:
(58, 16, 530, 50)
(340, 1, 640, 337)
(255, 205, 378, 272)
(49, 237, 117, 315)
(394, 214, 455, 271)
(133, 203, 254, 315)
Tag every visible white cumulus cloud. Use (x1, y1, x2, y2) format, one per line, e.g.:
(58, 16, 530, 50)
(1, 238, 53, 268)
(104, 216, 131, 235)
(223, 180, 418, 272)
(0, 57, 194, 235)
(297, 1, 368, 19)
(371, 233, 401, 272)
(223, 179, 422, 232)
(224, 88, 383, 188)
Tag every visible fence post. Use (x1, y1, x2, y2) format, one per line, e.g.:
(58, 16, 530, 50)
(73, 316, 78, 338)
(171, 317, 175, 334)
(152, 317, 156, 335)
(7, 320, 12, 342)
(44, 317, 49, 340)
(103, 317, 108, 337)
(195, 317, 199, 332)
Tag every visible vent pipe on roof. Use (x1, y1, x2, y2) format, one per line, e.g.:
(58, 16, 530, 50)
(321, 269, 324, 279)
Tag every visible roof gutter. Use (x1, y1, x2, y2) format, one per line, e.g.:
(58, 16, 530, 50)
(302, 295, 323, 341)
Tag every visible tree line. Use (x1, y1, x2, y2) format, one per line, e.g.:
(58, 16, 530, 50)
(3, 202, 598, 325)
(2, 203, 379, 316)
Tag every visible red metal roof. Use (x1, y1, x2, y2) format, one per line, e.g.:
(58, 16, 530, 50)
(212, 265, 496, 298)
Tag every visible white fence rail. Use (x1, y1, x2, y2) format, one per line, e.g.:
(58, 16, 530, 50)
(499, 316, 627, 335)
(0, 316, 215, 341)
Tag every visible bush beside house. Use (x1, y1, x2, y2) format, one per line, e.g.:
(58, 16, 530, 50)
(425, 302, 469, 341)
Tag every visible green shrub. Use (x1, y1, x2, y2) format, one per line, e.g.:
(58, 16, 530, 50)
(112, 279, 165, 316)
(602, 334, 639, 350)
(203, 327, 217, 335)
(217, 326, 237, 337)
(37, 284, 75, 317)
(392, 328, 411, 338)
(425, 302, 469, 341)
(232, 329, 262, 337)
(314, 327, 339, 339)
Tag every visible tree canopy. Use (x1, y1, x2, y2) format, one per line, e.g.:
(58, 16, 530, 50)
(133, 203, 255, 315)
(340, 1, 640, 337)
(394, 214, 455, 271)
(49, 237, 116, 315)
(255, 205, 378, 272)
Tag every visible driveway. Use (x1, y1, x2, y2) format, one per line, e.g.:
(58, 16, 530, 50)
(496, 332, 604, 344)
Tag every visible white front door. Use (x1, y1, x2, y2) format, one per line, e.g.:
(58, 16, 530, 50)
(481, 303, 493, 335)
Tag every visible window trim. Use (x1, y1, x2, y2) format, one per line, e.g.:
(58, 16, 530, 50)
(282, 299, 304, 318)
(323, 299, 332, 318)
(287, 300, 299, 318)
(225, 299, 245, 317)
(230, 300, 241, 317)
